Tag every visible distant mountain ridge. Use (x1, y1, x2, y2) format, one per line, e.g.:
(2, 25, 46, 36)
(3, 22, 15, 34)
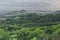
(0, 10, 60, 18)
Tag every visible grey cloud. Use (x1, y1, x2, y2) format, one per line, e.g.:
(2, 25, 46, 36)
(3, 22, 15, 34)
(0, 0, 60, 11)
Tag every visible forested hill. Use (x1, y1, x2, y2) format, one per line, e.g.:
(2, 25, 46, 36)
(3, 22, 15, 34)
(0, 11, 60, 26)
(0, 11, 60, 40)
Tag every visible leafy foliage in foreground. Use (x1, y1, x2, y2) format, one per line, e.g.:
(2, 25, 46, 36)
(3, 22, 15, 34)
(0, 24, 60, 40)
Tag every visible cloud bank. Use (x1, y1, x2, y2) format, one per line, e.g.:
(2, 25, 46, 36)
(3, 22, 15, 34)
(0, 0, 60, 11)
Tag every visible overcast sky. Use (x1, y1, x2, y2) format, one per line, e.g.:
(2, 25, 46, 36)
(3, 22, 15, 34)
(0, 0, 60, 11)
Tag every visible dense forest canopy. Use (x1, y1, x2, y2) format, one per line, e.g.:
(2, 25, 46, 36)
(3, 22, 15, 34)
(0, 11, 60, 40)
